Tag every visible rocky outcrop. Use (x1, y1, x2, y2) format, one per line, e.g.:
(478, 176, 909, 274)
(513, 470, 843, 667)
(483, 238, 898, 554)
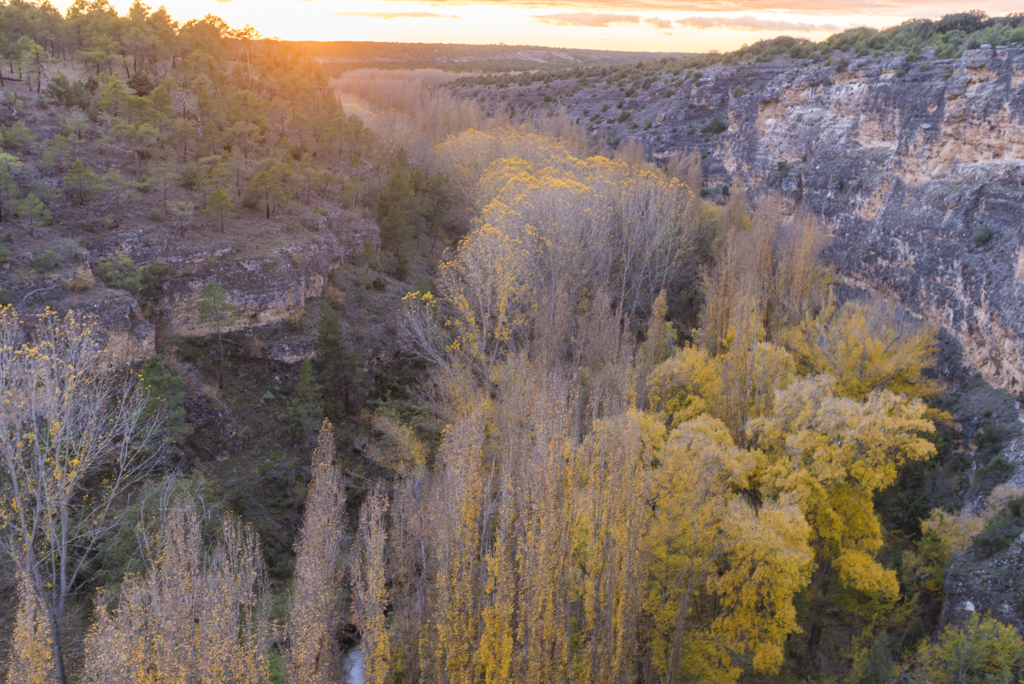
(17, 284, 155, 364)
(110, 212, 374, 344)
(157, 239, 342, 338)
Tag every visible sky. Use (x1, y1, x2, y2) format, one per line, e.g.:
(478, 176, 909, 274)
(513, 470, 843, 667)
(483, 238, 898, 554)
(50, 0, 1024, 52)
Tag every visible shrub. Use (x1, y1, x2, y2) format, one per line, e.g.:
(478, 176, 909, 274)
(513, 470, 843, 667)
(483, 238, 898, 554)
(0, 244, 10, 265)
(30, 249, 60, 272)
(45, 73, 90, 109)
(1, 121, 36, 151)
(98, 255, 142, 292)
(394, 249, 409, 281)
(66, 264, 97, 291)
(975, 497, 1024, 558)
(973, 225, 994, 246)
(974, 456, 1015, 496)
(701, 115, 728, 134)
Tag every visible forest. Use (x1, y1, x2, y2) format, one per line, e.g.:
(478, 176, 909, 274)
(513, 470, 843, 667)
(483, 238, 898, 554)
(1, 1, 1024, 683)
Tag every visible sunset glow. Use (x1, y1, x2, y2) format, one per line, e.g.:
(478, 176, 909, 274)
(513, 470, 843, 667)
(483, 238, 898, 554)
(49, 0, 1024, 51)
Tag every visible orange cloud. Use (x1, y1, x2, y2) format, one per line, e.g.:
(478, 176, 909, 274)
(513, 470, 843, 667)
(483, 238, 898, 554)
(531, 11, 642, 26)
(332, 11, 459, 18)
(676, 15, 841, 31)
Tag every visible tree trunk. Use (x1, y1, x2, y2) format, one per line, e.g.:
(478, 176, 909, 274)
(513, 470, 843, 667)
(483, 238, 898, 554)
(49, 610, 68, 684)
(218, 329, 225, 389)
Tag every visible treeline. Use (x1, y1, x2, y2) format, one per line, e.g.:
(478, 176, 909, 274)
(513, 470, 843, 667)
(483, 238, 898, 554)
(449, 10, 1024, 91)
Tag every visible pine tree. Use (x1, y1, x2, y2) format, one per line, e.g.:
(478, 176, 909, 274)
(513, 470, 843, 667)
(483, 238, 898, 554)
(280, 359, 322, 445)
(197, 280, 236, 389)
(376, 156, 421, 252)
(205, 187, 237, 232)
(141, 354, 192, 446)
(316, 301, 362, 419)
(0, 152, 22, 223)
(65, 159, 100, 205)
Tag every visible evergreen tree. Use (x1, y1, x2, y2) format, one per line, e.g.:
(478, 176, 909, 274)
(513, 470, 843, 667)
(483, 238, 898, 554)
(197, 280, 236, 389)
(205, 187, 237, 232)
(280, 359, 322, 445)
(376, 154, 421, 251)
(65, 159, 101, 205)
(316, 300, 362, 419)
(140, 354, 192, 446)
(0, 152, 22, 223)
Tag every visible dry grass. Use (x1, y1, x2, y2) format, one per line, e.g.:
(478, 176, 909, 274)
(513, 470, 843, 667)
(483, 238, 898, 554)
(65, 265, 97, 291)
(325, 283, 346, 308)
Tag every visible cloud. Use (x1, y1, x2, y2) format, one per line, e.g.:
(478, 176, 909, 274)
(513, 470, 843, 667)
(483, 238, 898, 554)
(645, 17, 672, 28)
(675, 15, 841, 31)
(531, 12, 642, 27)
(419, 0, 1024, 17)
(332, 11, 459, 19)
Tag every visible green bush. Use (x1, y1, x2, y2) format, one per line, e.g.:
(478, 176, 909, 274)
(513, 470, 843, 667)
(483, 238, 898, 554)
(0, 243, 10, 265)
(30, 249, 60, 272)
(394, 249, 409, 281)
(974, 456, 1014, 496)
(973, 225, 994, 246)
(98, 255, 142, 292)
(975, 497, 1024, 558)
(701, 115, 728, 134)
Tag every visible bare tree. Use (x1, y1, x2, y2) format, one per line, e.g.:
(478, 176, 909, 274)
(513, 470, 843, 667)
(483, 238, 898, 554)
(83, 495, 271, 684)
(351, 484, 390, 684)
(288, 421, 348, 684)
(0, 306, 164, 684)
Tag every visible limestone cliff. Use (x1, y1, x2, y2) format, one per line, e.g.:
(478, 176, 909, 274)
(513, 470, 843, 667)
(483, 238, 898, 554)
(467, 47, 1024, 392)
(717, 47, 1024, 393)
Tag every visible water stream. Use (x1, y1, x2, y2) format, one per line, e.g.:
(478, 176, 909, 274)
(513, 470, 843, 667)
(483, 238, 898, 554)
(341, 644, 364, 684)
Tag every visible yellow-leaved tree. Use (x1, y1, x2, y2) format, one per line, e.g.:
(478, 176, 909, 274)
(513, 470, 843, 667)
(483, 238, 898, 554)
(83, 498, 271, 684)
(6, 575, 56, 684)
(783, 297, 942, 402)
(748, 375, 935, 657)
(0, 306, 164, 684)
(352, 485, 390, 684)
(643, 415, 811, 683)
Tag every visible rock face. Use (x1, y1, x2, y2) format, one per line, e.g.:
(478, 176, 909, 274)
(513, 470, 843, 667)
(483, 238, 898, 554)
(158, 239, 342, 339)
(472, 47, 1024, 392)
(718, 48, 1024, 393)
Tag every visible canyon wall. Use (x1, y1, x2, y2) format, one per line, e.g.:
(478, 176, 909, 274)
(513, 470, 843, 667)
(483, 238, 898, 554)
(468, 47, 1024, 391)
(713, 47, 1024, 392)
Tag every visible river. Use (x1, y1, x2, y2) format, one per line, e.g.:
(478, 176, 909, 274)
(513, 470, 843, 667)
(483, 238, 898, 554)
(341, 644, 364, 684)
